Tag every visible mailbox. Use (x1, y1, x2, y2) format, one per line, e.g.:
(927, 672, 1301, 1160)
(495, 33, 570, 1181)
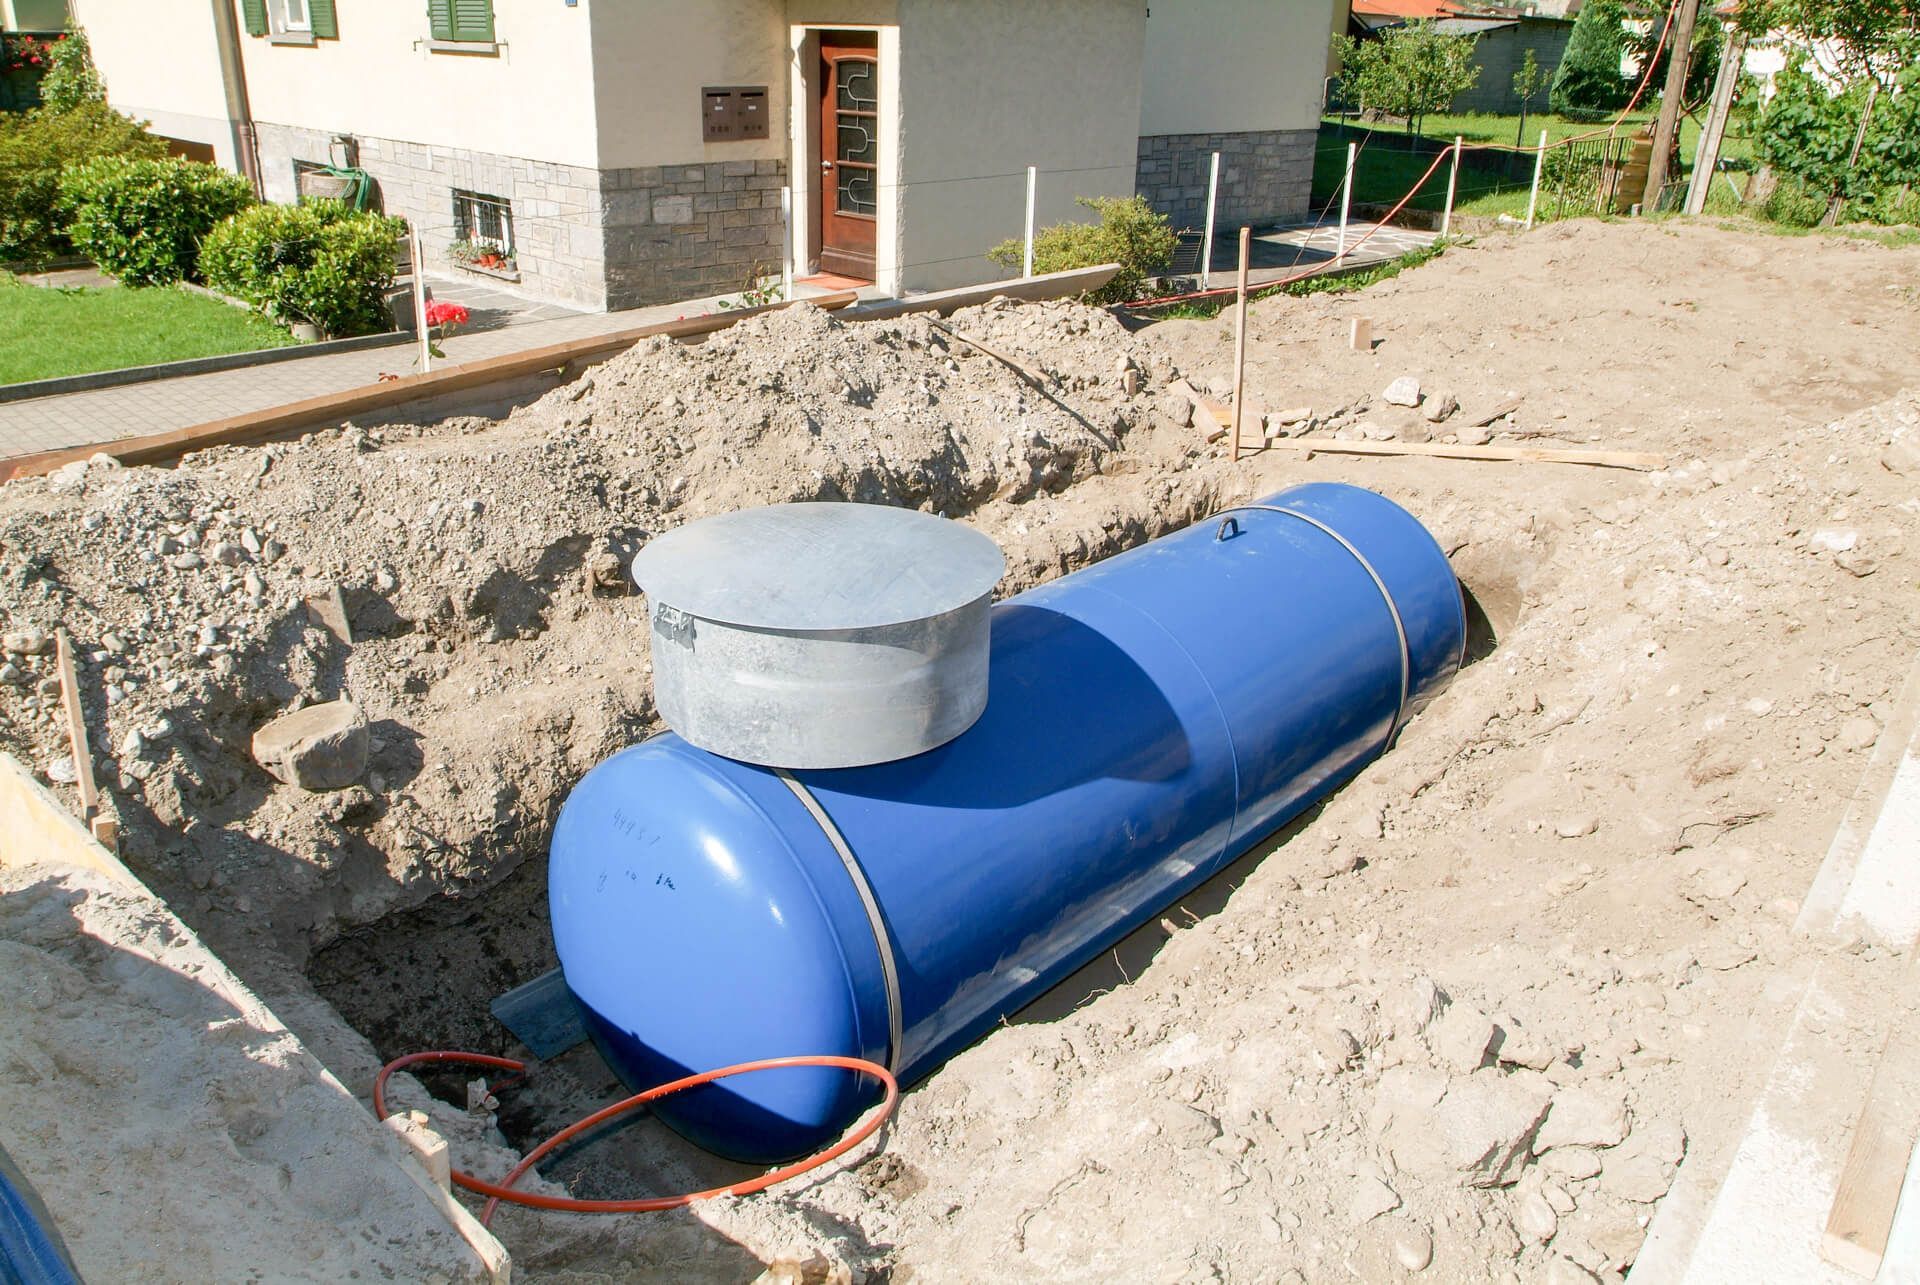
(702, 86, 770, 142)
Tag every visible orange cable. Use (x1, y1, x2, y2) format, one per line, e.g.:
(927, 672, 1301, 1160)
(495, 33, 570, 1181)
(373, 1050, 899, 1228)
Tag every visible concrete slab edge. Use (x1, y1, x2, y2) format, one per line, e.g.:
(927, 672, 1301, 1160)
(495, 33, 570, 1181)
(0, 751, 511, 1282)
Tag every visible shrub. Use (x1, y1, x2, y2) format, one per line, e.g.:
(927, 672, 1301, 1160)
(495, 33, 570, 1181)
(38, 26, 105, 114)
(1760, 172, 1829, 227)
(200, 200, 408, 337)
(0, 103, 163, 267)
(59, 155, 254, 285)
(986, 195, 1175, 305)
(1551, 0, 1630, 114)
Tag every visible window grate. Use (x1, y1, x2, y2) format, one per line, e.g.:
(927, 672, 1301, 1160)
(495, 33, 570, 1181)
(452, 189, 515, 260)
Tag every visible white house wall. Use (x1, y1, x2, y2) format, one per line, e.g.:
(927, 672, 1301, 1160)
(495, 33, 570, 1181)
(69, 0, 240, 167)
(1136, 0, 1336, 232)
(895, 0, 1144, 292)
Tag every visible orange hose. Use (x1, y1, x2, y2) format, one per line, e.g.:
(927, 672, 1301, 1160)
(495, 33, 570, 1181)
(374, 1050, 898, 1227)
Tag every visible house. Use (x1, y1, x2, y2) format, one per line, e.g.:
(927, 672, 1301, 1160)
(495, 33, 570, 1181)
(67, 0, 1340, 312)
(1348, 0, 1574, 115)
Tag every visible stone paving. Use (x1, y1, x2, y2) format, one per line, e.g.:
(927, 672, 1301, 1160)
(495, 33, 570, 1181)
(0, 273, 856, 460)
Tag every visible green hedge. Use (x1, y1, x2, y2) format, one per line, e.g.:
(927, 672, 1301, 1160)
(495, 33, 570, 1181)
(60, 155, 254, 285)
(0, 104, 164, 267)
(199, 199, 408, 337)
(987, 195, 1175, 305)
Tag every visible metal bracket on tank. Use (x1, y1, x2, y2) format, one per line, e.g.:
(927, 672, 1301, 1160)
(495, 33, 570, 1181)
(1211, 504, 1414, 743)
(775, 769, 905, 1073)
(653, 603, 697, 647)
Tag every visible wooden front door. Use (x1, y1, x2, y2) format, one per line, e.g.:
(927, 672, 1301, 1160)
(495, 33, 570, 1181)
(818, 33, 879, 280)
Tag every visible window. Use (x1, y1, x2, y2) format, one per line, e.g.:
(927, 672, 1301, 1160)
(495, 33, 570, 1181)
(243, 0, 335, 39)
(428, 0, 495, 45)
(451, 190, 516, 272)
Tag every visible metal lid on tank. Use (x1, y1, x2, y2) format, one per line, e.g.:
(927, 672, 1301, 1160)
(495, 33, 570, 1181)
(630, 502, 1006, 629)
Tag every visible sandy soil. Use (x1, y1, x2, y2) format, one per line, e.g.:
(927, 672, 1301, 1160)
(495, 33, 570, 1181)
(1, 218, 1918, 1282)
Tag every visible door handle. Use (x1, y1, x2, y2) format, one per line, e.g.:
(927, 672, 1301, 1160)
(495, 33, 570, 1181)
(821, 160, 834, 173)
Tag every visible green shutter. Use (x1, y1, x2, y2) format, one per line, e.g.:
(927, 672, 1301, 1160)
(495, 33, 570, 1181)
(428, 0, 454, 41)
(241, 0, 268, 37)
(451, 0, 494, 42)
(310, 0, 337, 39)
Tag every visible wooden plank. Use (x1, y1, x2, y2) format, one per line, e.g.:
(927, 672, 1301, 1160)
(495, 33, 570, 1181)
(850, 263, 1120, 321)
(927, 320, 1049, 392)
(0, 291, 859, 481)
(1171, 380, 1227, 444)
(1823, 953, 1920, 1274)
(53, 627, 100, 823)
(1254, 436, 1665, 471)
(1230, 227, 1251, 464)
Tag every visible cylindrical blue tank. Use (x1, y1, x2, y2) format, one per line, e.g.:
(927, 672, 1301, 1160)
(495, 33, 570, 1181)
(549, 483, 1465, 1163)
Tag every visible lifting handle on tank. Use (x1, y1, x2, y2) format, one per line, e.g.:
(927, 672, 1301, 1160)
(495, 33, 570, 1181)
(1215, 516, 1241, 542)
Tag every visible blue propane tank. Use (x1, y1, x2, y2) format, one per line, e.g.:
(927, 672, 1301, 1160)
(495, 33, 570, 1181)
(548, 483, 1466, 1162)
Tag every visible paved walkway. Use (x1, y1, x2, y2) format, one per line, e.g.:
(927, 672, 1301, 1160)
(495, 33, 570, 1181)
(2, 222, 1434, 461)
(1201, 219, 1439, 286)
(0, 273, 859, 460)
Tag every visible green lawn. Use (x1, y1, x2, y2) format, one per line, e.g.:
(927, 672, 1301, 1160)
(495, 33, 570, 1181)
(0, 277, 295, 385)
(1314, 109, 1754, 221)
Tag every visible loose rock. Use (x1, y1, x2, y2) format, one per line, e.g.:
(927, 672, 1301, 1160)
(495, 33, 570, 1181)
(1536, 1086, 1630, 1152)
(251, 700, 370, 792)
(1383, 376, 1423, 407)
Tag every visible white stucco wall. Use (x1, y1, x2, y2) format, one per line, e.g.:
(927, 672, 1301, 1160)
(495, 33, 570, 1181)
(69, 0, 238, 164)
(590, 0, 790, 170)
(895, 0, 1144, 291)
(1140, 0, 1339, 137)
(236, 0, 599, 167)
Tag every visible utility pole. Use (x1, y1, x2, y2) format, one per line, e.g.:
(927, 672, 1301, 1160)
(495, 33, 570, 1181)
(1642, 0, 1702, 214)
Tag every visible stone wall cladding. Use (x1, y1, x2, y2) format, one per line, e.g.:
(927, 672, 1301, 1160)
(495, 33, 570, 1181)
(1135, 129, 1317, 233)
(251, 124, 788, 312)
(252, 122, 611, 310)
(599, 158, 789, 312)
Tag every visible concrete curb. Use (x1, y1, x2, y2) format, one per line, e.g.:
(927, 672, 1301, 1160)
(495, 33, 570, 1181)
(0, 327, 413, 405)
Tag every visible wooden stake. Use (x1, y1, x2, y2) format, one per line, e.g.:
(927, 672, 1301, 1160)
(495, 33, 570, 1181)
(1349, 318, 1372, 352)
(1230, 225, 1251, 464)
(1643, 0, 1703, 213)
(53, 627, 108, 845)
(1253, 436, 1665, 471)
(1823, 953, 1920, 1275)
(1685, 30, 1747, 216)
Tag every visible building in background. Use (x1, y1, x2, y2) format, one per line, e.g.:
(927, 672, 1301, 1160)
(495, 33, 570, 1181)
(70, 0, 1340, 311)
(1348, 0, 1575, 116)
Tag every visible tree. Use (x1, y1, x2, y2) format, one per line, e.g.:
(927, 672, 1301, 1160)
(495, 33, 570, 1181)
(1512, 48, 1547, 147)
(38, 25, 105, 114)
(1735, 0, 1918, 91)
(1337, 21, 1481, 141)
(1551, 0, 1630, 114)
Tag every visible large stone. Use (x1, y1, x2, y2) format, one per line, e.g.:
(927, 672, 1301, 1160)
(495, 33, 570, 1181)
(2, 626, 50, 656)
(1383, 376, 1423, 407)
(1537, 1086, 1630, 1152)
(1379, 1068, 1552, 1188)
(1428, 1001, 1497, 1073)
(252, 700, 370, 792)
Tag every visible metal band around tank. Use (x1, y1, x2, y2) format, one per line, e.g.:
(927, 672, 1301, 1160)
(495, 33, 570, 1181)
(775, 768, 905, 1073)
(1212, 504, 1414, 741)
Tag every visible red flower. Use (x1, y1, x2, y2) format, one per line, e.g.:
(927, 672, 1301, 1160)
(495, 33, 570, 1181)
(424, 300, 469, 328)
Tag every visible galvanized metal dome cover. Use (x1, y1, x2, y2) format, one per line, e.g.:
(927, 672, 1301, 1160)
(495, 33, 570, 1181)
(629, 502, 1006, 630)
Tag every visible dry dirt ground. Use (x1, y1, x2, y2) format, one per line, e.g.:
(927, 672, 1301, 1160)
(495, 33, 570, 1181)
(1, 219, 1918, 1283)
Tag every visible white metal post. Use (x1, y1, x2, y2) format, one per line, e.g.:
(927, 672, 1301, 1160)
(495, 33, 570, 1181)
(1442, 136, 1462, 237)
(1525, 129, 1548, 229)
(409, 224, 431, 372)
(780, 184, 794, 301)
(1022, 166, 1037, 279)
(1200, 151, 1220, 290)
(1336, 142, 1356, 259)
